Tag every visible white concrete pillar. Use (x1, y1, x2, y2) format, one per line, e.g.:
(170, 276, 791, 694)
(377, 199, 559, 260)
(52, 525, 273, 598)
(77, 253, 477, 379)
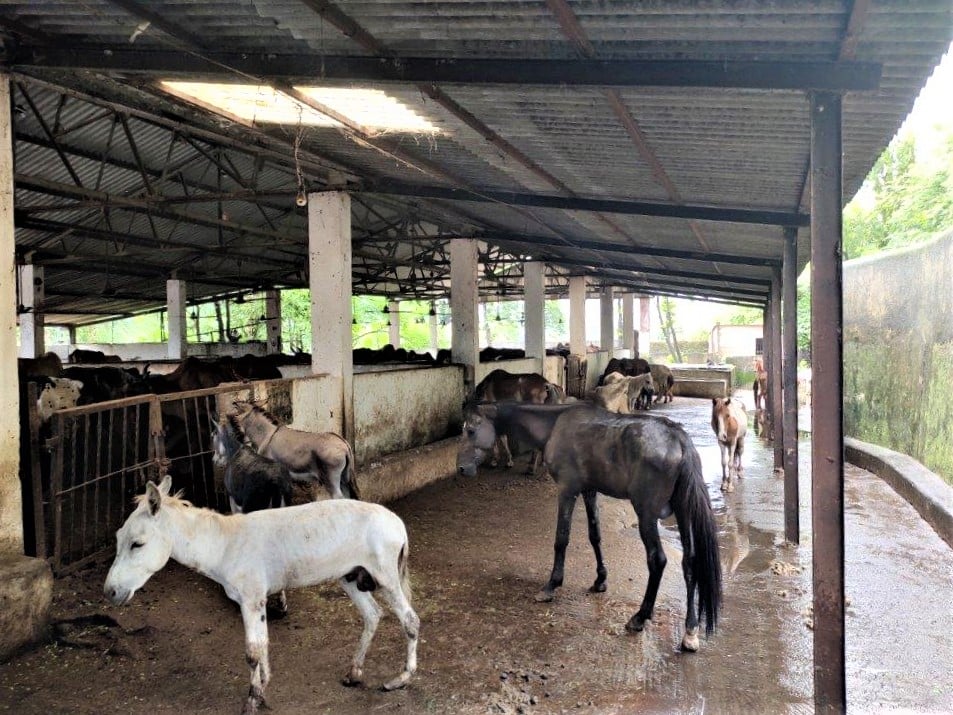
(523, 261, 545, 361)
(0, 76, 53, 660)
(429, 311, 439, 356)
(17, 264, 44, 359)
(450, 239, 480, 388)
(388, 300, 400, 347)
(599, 286, 614, 356)
(166, 279, 188, 360)
(264, 289, 281, 354)
(569, 275, 587, 356)
(308, 191, 353, 440)
(621, 292, 635, 354)
(0, 74, 21, 555)
(639, 296, 652, 357)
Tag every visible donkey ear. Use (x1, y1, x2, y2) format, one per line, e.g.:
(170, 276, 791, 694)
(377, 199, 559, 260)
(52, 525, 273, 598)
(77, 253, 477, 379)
(158, 474, 173, 496)
(145, 481, 163, 515)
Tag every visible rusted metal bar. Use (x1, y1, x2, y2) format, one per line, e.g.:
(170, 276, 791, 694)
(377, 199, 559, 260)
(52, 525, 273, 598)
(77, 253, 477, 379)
(26, 382, 47, 558)
(18, 48, 883, 91)
(782, 227, 801, 544)
(762, 302, 772, 432)
(810, 91, 846, 713)
(49, 414, 65, 572)
(770, 270, 784, 469)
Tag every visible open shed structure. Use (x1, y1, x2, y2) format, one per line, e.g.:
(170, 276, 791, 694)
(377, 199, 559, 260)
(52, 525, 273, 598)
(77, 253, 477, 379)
(0, 2, 950, 711)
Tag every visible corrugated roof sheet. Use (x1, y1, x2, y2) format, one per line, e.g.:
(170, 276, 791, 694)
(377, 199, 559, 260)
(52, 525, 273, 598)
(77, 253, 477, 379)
(1, 0, 950, 322)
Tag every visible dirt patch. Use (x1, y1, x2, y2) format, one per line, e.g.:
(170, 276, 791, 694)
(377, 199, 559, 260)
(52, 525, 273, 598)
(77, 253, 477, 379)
(1, 434, 814, 714)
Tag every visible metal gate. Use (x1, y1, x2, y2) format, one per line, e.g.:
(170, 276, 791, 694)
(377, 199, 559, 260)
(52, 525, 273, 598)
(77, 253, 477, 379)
(565, 354, 588, 398)
(26, 377, 300, 573)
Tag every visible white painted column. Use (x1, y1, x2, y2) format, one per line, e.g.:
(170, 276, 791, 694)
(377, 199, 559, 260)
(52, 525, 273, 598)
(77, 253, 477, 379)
(17, 264, 44, 359)
(429, 311, 439, 356)
(309, 191, 353, 440)
(0, 75, 22, 555)
(523, 261, 545, 362)
(388, 300, 400, 347)
(569, 275, 587, 356)
(599, 286, 614, 356)
(450, 239, 480, 389)
(166, 279, 188, 360)
(639, 296, 652, 358)
(621, 292, 635, 354)
(264, 289, 281, 354)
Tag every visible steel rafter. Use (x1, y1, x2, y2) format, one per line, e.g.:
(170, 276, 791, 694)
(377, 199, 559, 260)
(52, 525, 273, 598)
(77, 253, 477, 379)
(13, 49, 882, 92)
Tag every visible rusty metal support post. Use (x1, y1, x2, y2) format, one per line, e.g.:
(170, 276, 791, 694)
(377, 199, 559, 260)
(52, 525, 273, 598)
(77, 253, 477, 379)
(770, 271, 784, 469)
(49, 414, 65, 572)
(761, 302, 774, 438)
(810, 91, 845, 713)
(782, 227, 800, 544)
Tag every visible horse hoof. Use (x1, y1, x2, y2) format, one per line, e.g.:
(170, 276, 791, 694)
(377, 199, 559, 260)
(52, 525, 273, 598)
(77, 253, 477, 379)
(625, 615, 647, 633)
(241, 691, 267, 715)
(681, 628, 700, 652)
(534, 589, 555, 603)
(381, 673, 411, 691)
(589, 581, 607, 594)
(342, 667, 364, 687)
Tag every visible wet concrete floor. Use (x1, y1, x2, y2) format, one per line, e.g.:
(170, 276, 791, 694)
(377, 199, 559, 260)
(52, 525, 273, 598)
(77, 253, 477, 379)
(1, 395, 951, 714)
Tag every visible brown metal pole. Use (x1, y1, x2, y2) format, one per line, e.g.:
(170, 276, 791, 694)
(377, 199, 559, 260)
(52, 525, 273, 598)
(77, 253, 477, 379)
(810, 91, 846, 713)
(782, 227, 800, 544)
(770, 271, 784, 469)
(761, 302, 770, 425)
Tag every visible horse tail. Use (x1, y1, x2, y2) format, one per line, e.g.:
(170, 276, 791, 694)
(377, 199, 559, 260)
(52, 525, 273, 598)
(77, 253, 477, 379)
(752, 377, 760, 405)
(398, 542, 413, 606)
(672, 442, 722, 636)
(341, 444, 361, 500)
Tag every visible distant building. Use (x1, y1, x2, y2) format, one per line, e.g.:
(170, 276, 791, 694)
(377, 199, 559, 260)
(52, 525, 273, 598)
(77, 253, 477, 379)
(709, 324, 763, 362)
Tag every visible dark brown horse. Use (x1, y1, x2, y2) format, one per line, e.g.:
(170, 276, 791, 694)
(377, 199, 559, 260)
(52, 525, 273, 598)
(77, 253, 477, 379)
(457, 401, 722, 651)
(472, 369, 562, 471)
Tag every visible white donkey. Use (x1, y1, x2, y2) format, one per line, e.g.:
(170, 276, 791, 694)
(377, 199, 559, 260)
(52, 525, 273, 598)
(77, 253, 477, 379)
(711, 397, 747, 492)
(104, 475, 419, 714)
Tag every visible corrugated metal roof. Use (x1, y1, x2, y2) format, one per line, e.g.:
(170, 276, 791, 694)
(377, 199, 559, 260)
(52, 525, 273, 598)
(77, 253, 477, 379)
(1, 0, 950, 323)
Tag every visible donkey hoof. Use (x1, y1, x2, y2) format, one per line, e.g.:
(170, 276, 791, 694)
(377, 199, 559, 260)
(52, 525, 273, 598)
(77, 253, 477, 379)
(681, 628, 700, 652)
(381, 672, 411, 691)
(534, 589, 556, 603)
(625, 614, 648, 633)
(589, 580, 607, 594)
(342, 667, 364, 687)
(241, 689, 267, 714)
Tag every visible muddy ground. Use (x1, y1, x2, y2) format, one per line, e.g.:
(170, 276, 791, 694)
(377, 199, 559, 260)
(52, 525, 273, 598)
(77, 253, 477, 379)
(1, 397, 950, 714)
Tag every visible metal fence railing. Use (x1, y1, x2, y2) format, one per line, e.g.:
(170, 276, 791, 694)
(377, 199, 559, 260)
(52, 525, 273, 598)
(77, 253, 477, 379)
(25, 376, 310, 574)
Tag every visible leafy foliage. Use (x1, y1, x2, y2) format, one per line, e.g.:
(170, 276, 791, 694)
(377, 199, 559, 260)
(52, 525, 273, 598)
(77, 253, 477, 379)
(843, 129, 953, 260)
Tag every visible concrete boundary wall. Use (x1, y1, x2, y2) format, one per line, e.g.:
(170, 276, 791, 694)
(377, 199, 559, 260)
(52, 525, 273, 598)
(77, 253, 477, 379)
(844, 229, 953, 482)
(353, 365, 464, 463)
(846, 437, 953, 549)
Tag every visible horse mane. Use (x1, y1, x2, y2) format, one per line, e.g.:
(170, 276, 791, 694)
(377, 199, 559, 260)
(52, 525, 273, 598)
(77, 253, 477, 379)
(249, 403, 283, 426)
(226, 411, 245, 436)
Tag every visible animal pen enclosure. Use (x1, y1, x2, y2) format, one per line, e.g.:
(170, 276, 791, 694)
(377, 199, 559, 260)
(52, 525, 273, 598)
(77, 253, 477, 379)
(24, 376, 312, 573)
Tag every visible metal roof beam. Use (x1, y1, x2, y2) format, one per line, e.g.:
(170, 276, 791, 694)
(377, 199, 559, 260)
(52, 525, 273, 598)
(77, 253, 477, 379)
(478, 232, 781, 268)
(16, 174, 306, 248)
(365, 182, 808, 228)
(16, 214, 301, 271)
(12, 49, 883, 91)
(533, 255, 771, 290)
